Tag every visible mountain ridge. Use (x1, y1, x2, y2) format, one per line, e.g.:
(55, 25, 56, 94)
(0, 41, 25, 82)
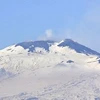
(8, 39, 100, 56)
(58, 39, 100, 56)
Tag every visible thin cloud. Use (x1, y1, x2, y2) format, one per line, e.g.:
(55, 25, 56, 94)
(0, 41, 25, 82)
(45, 29, 53, 38)
(37, 29, 54, 40)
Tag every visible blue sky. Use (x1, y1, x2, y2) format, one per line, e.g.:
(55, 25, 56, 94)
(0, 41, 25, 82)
(0, 0, 100, 52)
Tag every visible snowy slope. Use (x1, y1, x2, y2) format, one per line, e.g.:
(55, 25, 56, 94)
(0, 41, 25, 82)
(0, 39, 100, 100)
(1, 69, 100, 100)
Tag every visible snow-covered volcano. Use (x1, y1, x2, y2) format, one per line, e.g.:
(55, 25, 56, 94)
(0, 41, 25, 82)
(0, 39, 99, 71)
(1, 39, 100, 55)
(0, 39, 100, 100)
